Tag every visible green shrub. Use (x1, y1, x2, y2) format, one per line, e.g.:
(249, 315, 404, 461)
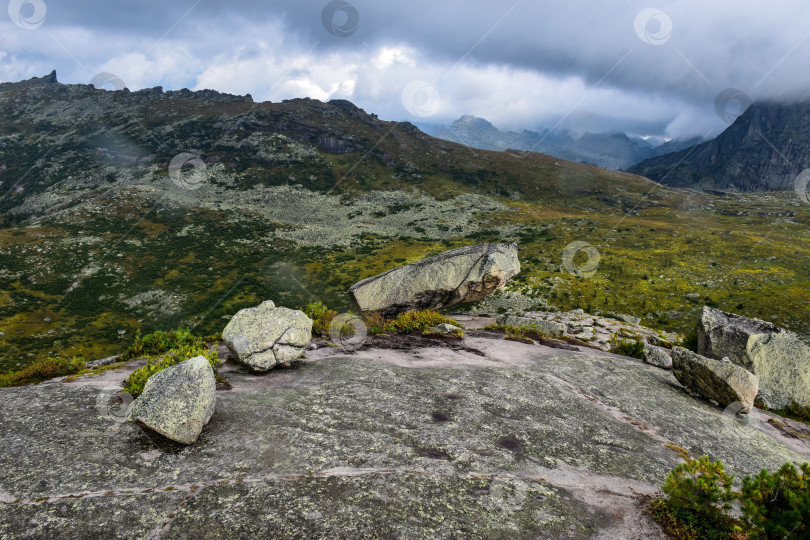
(366, 310, 462, 336)
(676, 327, 699, 352)
(0, 356, 86, 387)
(660, 457, 737, 538)
(303, 301, 337, 336)
(124, 343, 218, 398)
(121, 329, 220, 397)
(122, 328, 200, 361)
(610, 337, 645, 359)
(741, 462, 810, 538)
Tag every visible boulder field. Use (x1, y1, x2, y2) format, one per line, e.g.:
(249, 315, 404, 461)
(1, 319, 808, 538)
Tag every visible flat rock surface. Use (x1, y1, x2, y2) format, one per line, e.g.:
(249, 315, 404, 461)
(2, 334, 809, 539)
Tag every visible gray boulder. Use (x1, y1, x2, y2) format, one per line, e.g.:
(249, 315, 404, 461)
(223, 300, 312, 372)
(697, 307, 810, 409)
(672, 347, 759, 413)
(643, 345, 673, 369)
(495, 314, 566, 337)
(349, 243, 519, 317)
(127, 355, 216, 444)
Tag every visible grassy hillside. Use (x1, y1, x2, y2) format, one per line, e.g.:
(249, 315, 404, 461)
(1, 75, 808, 371)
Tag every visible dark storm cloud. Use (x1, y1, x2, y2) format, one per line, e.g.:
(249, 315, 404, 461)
(1, 0, 809, 138)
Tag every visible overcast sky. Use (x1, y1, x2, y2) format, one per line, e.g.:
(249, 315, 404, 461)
(1, 0, 809, 139)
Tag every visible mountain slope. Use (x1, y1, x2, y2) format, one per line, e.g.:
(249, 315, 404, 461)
(1, 73, 809, 369)
(628, 100, 810, 191)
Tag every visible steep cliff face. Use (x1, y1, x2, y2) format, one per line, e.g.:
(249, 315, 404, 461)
(628, 99, 810, 191)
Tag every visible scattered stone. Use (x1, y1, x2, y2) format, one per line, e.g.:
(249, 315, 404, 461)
(607, 312, 641, 325)
(127, 355, 216, 444)
(643, 345, 673, 369)
(697, 307, 810, 409)
(495, 314, 566, 337)
(495, 310, 679, 351)
(222, 300, 313, 372)
(84, 354, 123, 369)
(671, 347, 759, 413)
(433, 323, 463, 335)
(348, 243, 520, 317)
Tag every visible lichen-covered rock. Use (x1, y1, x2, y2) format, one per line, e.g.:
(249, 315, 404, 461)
(348, 243, 519, 317)
(697, 306, 810, 409)
(222, 300, 312, 372)
(432, 323, 463, 335)
(672, 347, 758, 412)
(127, 355, 216, 444)
(643, 345, 673, 369)
(495, 314, 566, 337)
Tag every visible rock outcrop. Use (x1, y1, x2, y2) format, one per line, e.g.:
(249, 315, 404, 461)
(127, 355, 216, 444)
(697, 307, 810, 409)
(3, 333, 808, 538)
(672, 347, 759, 412)
(348, 243, 520, 317)
(222, 300, 312, 372)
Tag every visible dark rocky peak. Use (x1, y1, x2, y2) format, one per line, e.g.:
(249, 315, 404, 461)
(0, 69, 58, 89)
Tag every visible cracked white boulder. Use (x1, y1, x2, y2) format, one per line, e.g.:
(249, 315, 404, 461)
(222, 300, 313, 372)
(349, 243, 520, 317)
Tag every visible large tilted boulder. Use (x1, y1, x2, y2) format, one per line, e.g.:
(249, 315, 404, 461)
(349, 243, 520, 317)
(223, 300, 312, 372)
(672, 347, 759, 413)
(697, 307, 810, 409)
(127, 355, 216, 444)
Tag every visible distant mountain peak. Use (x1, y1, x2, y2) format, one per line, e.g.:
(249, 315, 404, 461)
(424, 114, 700, 170)
(628, 99, 810, 191)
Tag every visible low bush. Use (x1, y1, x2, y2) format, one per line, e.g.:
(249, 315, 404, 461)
(122, 328, 200, 361)
(122, 329, 220, 397)
(0, 356, 86, 387)
(303, 301, 337, 336)
(609, 337, 645, 359)
(366, 310, 462, 336)
(660, 456, 737, 538)
(741, 462, 810, 538)
(650, 456, 810, 539)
